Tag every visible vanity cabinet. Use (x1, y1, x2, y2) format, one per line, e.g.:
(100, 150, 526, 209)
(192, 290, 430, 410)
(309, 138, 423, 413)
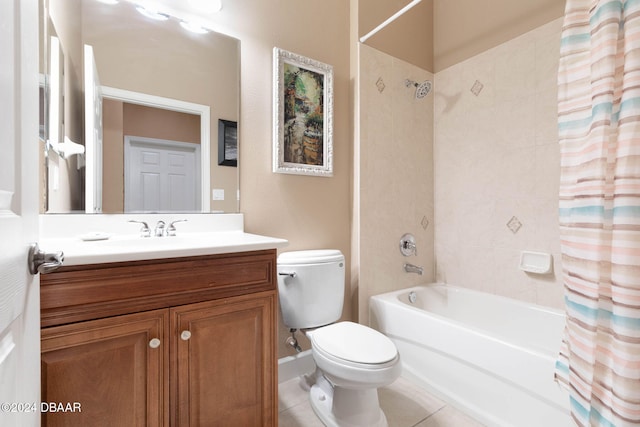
(40, 250, 278, 427)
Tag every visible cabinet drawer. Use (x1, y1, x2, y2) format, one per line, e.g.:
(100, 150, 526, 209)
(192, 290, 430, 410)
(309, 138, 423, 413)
(41, 250, 276, 327)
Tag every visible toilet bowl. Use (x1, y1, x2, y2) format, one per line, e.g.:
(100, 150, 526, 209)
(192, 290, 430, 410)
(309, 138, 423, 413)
(277, 250, 401, 427)
(307, 322, 401, 427)
(309, 321, 400, 389)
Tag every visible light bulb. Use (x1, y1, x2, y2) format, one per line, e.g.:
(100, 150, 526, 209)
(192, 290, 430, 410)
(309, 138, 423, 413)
(135, 5, 170, 21)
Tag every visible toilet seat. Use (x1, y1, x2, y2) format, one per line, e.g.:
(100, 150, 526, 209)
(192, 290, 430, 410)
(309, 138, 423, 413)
(310, 321, 398, 368)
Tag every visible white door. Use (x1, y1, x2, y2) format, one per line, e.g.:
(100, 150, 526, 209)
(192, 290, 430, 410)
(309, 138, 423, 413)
(124, 136, 200, 212)
(0, 0, 40, 426)
(84, 44, 103, 213)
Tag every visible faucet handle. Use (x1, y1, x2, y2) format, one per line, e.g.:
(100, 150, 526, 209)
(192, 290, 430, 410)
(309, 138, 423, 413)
(154, 220, 166, 237)
(129, 220, 151, 238)
(166, 219, 187, 237)
(399, 233, 417, 256)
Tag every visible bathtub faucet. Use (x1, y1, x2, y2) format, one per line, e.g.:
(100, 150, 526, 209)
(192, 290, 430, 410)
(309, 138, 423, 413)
(403, 263, 424, 275)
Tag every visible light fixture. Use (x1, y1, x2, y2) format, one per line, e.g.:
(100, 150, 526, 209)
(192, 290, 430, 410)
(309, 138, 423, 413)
(135, 5, 170, 21)
(180, 20, 209, 34)
(188, 0, 222, 13)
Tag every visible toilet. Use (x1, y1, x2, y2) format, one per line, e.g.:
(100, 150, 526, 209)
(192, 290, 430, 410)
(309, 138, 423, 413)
(277, 249, 401, 427)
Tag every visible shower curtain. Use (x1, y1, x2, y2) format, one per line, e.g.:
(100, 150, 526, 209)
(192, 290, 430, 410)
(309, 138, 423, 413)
(555, 0, 640, 426)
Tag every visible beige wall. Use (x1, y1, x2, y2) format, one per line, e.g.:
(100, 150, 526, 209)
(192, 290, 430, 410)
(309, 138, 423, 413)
(356, 0, 566, 73)
(122, 104, 201, 145)
(208, 1, 352, 356)
(434, 0, 566, 71)
(359, 0, 434, 72)
(433, 0, 565, 72)
(102, 99, 124, 213)
(357, 44, 435, 324)
(434, 18, 565, 309)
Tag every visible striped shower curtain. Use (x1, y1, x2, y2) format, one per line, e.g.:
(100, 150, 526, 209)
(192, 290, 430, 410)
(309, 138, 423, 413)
(555, 0, 640, 426)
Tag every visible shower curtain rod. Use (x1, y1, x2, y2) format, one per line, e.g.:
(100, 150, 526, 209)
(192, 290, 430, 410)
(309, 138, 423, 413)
(359, 0, 423, 43)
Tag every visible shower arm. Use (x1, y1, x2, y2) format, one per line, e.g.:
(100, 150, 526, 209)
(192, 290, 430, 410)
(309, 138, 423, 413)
(359, 0, 423, 43)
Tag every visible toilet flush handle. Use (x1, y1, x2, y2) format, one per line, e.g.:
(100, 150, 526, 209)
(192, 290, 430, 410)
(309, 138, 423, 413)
(278, 271, 297, 278)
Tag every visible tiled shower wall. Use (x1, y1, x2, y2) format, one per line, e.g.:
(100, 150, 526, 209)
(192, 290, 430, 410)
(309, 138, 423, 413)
(434, 18, 565, 309)
(358, 43, 435, 324)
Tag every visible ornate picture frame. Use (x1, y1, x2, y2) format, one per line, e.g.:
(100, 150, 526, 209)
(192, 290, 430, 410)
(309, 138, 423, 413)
(273, 47, 333, 177)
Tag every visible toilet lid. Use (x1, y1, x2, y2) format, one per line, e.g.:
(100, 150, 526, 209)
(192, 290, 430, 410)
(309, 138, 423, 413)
(278, 249, 344, 265)
(311, 322, 397, 365)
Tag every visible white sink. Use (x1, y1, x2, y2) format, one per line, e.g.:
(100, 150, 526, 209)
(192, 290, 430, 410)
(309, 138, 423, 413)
(40, 231, 288, 266)
(92, 234, 216, 248)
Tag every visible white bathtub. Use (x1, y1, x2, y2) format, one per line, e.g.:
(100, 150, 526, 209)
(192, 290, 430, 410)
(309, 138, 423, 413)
(369, 283, 572, 427)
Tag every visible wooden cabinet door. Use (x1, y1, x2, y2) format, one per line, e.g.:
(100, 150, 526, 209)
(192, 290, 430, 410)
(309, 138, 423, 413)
(172, 291, 277, 426)
(41, 310, 169, 427)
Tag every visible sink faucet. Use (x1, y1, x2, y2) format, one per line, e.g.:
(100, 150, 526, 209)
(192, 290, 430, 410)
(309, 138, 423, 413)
(404, 263, 424, 275)
(129, 220, 151, 238)
(154, 220, 166, 237)
(166, 219, 187, 236)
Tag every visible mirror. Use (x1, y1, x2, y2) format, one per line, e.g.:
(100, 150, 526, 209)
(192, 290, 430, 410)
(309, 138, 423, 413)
(40, 0, 240, 214)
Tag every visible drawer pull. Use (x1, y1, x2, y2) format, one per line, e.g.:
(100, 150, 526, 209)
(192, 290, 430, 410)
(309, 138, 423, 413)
(181, 330, 192, 341)
(149, 338, 161, 349)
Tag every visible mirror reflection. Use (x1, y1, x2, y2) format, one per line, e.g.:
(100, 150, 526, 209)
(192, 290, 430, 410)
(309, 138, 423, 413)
(40, 0, 240, 214)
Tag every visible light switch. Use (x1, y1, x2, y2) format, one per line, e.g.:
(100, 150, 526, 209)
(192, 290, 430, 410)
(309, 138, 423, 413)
(212, 189, 225, 201)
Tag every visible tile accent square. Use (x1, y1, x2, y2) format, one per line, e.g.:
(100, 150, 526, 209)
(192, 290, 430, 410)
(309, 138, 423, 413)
(470, 80, 484, 96)
(376, 77, 386, 93)
(421, 216, 430, 230)
(507, 216, 523, 234)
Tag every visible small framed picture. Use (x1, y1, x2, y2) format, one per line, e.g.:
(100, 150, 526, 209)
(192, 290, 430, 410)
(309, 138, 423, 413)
(273, 47, 333, 177)
(218, 119, 237, 167)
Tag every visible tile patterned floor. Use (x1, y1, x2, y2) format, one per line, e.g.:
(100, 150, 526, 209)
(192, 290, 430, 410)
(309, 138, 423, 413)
(278, 376, 485, 427)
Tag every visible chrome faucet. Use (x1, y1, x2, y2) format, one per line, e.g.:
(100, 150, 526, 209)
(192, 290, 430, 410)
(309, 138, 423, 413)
(404, 263, 424, 275)
(130, 219, 187, 238)
(129, 220, 151, 238)
(154, 220, 166, 237)
(399, 233, 417, 256)
(166, 219, 187, 236)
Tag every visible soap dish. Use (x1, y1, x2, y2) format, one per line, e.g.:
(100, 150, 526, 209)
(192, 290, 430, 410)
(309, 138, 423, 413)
(78, 232, 112, 241)
(519, 251, 552, 274)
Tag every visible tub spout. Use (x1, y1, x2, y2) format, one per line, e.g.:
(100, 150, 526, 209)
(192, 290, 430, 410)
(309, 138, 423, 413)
(404, 263, 424, 275)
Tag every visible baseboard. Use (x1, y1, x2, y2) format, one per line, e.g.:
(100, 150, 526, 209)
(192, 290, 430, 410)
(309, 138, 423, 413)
(278, 349, 315, 384)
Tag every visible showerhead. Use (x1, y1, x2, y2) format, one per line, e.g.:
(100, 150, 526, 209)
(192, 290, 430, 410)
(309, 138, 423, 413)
(405, 79, 432, 99)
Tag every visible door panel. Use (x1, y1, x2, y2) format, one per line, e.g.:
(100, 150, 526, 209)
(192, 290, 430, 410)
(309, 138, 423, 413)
(41, 310, 169, 427)
(172, 293, 277, 426)
(124, 137, 199, 212)
(0, 0, 40, 425)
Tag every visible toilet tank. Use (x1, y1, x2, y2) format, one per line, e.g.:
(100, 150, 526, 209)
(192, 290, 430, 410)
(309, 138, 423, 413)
(277, 250, 345, 329)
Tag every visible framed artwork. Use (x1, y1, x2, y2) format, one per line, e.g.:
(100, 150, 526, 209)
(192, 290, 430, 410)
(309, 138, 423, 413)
(218, 119, 237, 167)
(273, 47, 333, 177)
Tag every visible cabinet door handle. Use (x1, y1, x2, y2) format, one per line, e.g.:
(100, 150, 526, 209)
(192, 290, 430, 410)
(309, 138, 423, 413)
(180, 330, 192, 341)
(149, 338, 161, 349)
